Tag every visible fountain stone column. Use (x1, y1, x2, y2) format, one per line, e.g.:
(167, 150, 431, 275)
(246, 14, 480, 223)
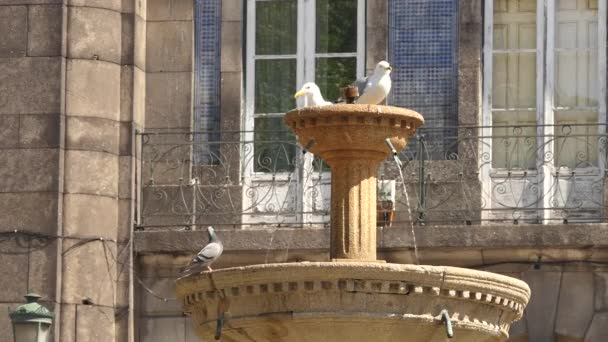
(283, 104, 423, 261)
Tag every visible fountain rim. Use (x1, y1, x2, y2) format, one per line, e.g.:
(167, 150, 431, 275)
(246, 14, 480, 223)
(176, 262, 531, 307)
(284, 103, 425, 125)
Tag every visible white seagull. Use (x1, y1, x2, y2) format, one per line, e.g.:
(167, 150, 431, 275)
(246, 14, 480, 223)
(353, 61, 392, 105)
(182, 226, 223, 273)
(294, 82, 332, 107)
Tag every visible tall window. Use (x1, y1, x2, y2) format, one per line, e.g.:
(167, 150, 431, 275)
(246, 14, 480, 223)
(245, 0, 365, 173)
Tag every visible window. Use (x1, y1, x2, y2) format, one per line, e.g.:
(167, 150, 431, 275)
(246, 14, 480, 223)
(245, 0, 365, 173)
(483, 0, 607, 222)
(243, 0, 365, 223)
(388, 0, 459, 159)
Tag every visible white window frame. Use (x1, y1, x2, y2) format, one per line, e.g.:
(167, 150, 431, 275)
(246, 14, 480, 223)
(481, 0, 607, 222)
(243, 0, 366, 224)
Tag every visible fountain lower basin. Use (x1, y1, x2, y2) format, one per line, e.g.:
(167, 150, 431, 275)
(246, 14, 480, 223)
(176, 262, 530, 341)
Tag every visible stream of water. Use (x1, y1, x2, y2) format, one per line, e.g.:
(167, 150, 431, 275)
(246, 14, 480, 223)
(393, 156, 420, 264)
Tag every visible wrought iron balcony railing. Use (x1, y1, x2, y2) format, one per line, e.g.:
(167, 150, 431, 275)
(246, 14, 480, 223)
(137, 124, 608, 230)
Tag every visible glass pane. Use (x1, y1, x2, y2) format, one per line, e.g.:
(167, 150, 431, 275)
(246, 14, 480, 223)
(492, 52, 536, 109)
(492, 111, 537, 169)
(315, 57, 356, 103)
(255, 59, 297, 114)
(554, 3, 598, 109)
(13, 323, 39, 342)
(316, 0, 357, 53)
(256, 0, 297, 55)
(254, 117, 296, 172)
(554, 112, 598, 168)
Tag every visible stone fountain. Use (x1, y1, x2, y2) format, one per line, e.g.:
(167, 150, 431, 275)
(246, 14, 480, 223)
(176, 104, 530, 341)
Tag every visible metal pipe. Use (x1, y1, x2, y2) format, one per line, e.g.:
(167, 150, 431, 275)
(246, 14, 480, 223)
(440, 309, 454, 338)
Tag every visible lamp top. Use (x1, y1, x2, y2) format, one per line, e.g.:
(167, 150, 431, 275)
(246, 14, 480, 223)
(9, 293, 54, 324)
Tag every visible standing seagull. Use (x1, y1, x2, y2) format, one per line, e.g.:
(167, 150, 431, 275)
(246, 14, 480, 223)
(294, 82, 332, 107)
(353, 61, 392, 105)
(182, 226, 223, 273)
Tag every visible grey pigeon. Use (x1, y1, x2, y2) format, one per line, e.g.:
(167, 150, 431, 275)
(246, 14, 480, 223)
(182, 226, 223, 273)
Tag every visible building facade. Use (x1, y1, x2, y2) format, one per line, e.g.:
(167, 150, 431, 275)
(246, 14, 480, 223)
(0, 0, 607, 341)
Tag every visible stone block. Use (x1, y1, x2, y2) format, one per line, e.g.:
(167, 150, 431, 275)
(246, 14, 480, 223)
(222, 0, 242, 22)
(0, 149, 59, 192)
(67, 7, 121, 64)
(0, 192, 58, 232)
(133, 67, 146, 127)
(62, 239, 116, 307)
(0, 115, 19, 148)
(366, 28, 388, 70)
(27, 5, 63, 57)
(523, 271, 561, 342)
(146, 21, 192, 72)
(147, 0, 192, 21)
(119, 122, 132, 155)
(75, 305, 115, 342)
(458, 67, 480, 125)
(0, 251, 29, 301)
(595, 271, 608, 310)
(121, 12, 134, 64)
(459, 23, 482, 68)
(460, 0, 482, 24)
(59, 304, 76, 342)
(144, 71, 192, 129)
(555, 272, 595, 339)
(68, 0, 121, 12)
(585, 313, 608, 341)
(134, 16, 146, 70)
(63, 193, 118, 239)
(417, 248, 483, 267)
(28, 241, 58, 301)
(220, 71, 243, 131)
(118, 156, 132, 198)
(0, 6, 27, 57)
(117, 198, 132, 242)
(66, 59, 121, 120)
(139, 317, 186, 342)
(19, 114, 60, 148)
(0, 304, 17, 341)
(139, 277, 182, 314)
(367, 0, 387, 28)
(64, 150, 119, 197)
(221, 21, 242, 72)
(121, 65, 134, 122)
(0, 57, 61, 114)
(65, 116, 120, 154)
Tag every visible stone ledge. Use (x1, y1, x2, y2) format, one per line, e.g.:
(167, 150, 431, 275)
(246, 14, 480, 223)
(134, 224, 608, 254)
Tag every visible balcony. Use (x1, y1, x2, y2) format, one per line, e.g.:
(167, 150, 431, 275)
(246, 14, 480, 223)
(137, 124, 608, 231)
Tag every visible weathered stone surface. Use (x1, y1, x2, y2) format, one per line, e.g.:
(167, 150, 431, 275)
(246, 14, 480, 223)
(68, 0, 121, 12)
(460, 0, 482, 24)
(222, 0, 242, 22)
(585, 313, 608, 341)
(0, 57, 61, 114)
(119, 122, 132, 155)
(458, 67, 481, 125)
(220, 71, 242, 131)
(418, 248, 483, 267)
(0, 304, 17, 341)
(139, 317, 186, 342)
(0, 192, 57, 232)
(67, 7, 121, 64)
(0, 251, 29, 301)
(27, 5, 63, 57)
(66, 59, 121, 120)
(133, 66, 146, 125)
(134, 15, 146, 70)
(120, 65, 134, 122)
(75, 305, 115, 342)
(0, 149, 58, 192)
(117, 198, 132, 241)
(139, 277, 182, 314)
(118, 156, 132, 199)
(0, 6, 27, 57)
(144, 71, 192, 129)
(146, 21, 192, 72)
(64, 150, 119, 197)
(459, 23, 482, 69)
(65, 116, 120, 154)
(221, 21, 242, 73)
(555, 272, 595, 339)
(28, 241, 57, 301)
(0, 115, 19, 148)
(19, 114, 60, 148)
(147, 0, 192, 21)
(121, 12, 134, 64)
(63, 193, 118, 239)
(59, 304, 77, 342)
(62, 239, 116, 307)
(595, 271, 608, 310)
(523, 271, 561, 342)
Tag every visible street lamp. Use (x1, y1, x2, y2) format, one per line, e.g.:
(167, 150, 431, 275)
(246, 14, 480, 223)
(9, 293, 53, 342)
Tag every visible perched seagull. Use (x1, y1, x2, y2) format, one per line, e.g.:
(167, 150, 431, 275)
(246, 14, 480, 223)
(294, 82, 332, 107)
(353, 61, 393, 105)
(182, 226, 223, 273)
